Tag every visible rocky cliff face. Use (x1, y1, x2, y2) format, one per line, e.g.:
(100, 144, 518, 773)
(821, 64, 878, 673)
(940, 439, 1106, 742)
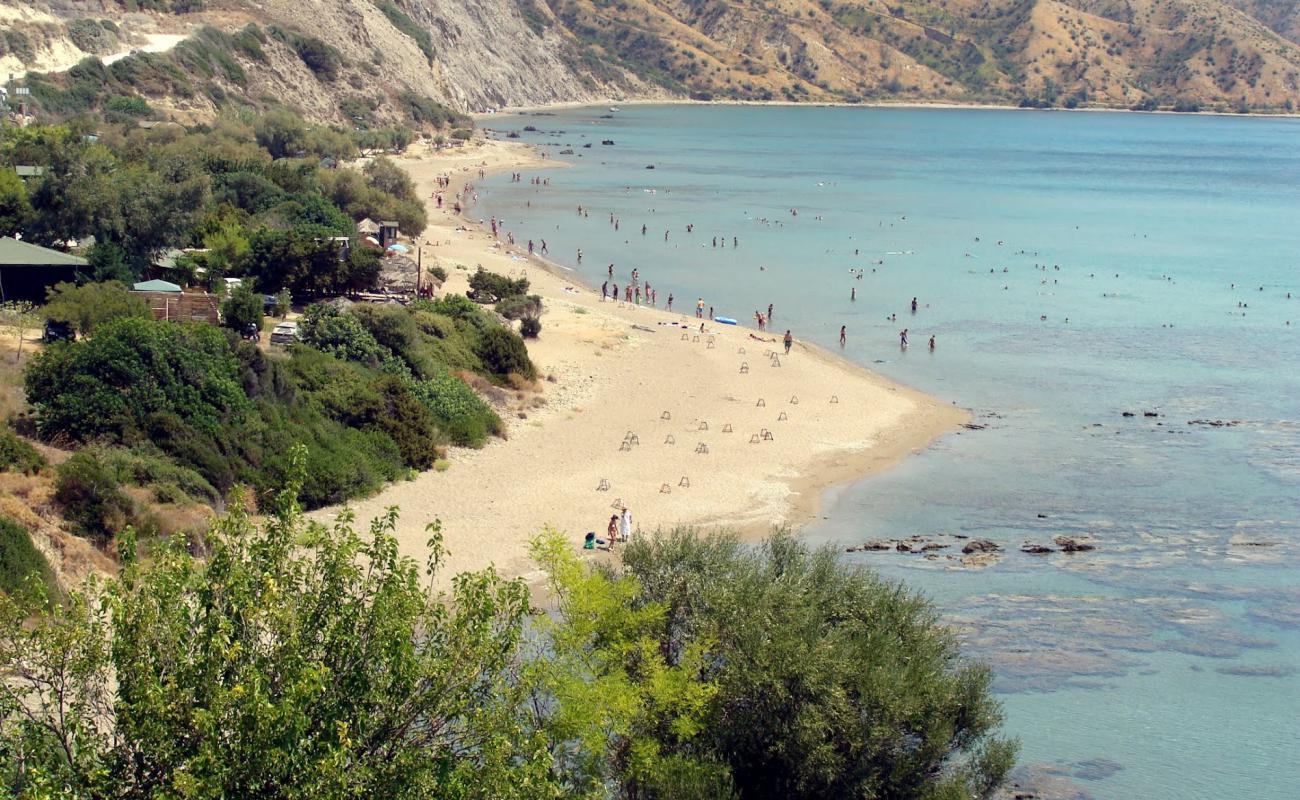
(4, 0, 1299, 121)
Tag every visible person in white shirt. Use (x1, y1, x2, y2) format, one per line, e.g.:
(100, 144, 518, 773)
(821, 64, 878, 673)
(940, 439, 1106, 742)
(619, 507, 632, 544)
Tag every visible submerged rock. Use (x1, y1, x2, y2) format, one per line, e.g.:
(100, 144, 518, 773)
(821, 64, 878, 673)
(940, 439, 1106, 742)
(962, 538, 1001, 554)
(1054, 536, 1096, 553)
(1021, 543, 1055, 554)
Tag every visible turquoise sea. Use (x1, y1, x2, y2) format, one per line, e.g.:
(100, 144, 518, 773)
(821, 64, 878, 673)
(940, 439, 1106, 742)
(476, 105, 1300, 799)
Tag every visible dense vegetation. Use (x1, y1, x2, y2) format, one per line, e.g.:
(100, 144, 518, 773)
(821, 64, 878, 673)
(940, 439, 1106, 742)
(0, 484, 1016, 798)
(4, 110, 528, 535)
(0, 517, 55, 597)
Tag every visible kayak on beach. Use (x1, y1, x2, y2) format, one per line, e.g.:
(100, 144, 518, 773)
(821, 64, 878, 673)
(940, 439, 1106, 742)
(715, 316, 738, 325)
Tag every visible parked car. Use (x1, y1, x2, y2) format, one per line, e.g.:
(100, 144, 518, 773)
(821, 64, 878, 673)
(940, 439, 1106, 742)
(42, 320, 75, 343)
(270, 321, 299, 345)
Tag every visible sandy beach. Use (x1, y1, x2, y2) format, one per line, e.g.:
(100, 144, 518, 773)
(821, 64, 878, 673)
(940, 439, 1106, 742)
(309, 136, 967, 585)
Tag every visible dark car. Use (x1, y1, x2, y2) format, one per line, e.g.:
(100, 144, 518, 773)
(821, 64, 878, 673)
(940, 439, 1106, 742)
(43, 320, 75, 343)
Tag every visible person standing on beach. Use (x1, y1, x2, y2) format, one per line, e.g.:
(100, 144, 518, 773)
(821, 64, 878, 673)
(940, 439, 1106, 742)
(607, 514, 619, 548)
(768, 303, 773, 322)
(667, 294, 674, 311)
(783, 330, 793, 354)
(528, 239, 534, 255)
(601, 280, 608, 301)
(620, 507, 632, 544)
(840, 325, 846, 346)
(696, 298, 705, 318)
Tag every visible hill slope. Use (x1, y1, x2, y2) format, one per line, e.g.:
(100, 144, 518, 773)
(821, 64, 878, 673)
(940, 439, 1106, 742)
(3, 0, 1298, 120)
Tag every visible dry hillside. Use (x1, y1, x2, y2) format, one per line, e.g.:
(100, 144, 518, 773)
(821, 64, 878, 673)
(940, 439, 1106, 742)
(3, 0, 1298, 120)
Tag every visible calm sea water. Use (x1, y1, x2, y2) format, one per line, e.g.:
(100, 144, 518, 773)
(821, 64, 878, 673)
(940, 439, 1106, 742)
(476, 105, 1300, 800)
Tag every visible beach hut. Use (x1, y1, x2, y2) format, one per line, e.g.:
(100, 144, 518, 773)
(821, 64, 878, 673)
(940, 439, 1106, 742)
(357, 218, 380, 237)
(0, 236, 86, 302)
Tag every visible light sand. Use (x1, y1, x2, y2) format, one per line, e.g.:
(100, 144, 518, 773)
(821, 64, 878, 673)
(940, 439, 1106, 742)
(309, 137, 966, 584)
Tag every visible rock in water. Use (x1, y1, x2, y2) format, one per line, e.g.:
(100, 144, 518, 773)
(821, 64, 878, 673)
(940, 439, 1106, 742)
(962, 538, 1001, 554)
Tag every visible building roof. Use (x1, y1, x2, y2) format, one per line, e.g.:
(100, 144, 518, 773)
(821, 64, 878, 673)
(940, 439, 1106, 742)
(357, 218, 380, 234)
(0, 237, 88, 267)
(380, 220, 399, 227)
(132, 279, 183, 293)
(13, 166, 45, 178)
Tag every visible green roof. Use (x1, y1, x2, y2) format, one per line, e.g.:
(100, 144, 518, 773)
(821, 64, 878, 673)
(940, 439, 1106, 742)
(132, 279, 183, 293)
(0, 237, 88, 267)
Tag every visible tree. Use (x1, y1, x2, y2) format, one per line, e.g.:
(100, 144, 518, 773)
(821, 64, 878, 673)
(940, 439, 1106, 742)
(42, 281, 150, 337)
(0, 169, 33, 236)
(0, 456, 555, 798)
(0, 301, 41, 362)
(221, 282, 263, 334)
(529, 530, 734, 799)
(23, 316, 248, 442)
(253, 110, 308, 159)
(621, 530, 1018, 800)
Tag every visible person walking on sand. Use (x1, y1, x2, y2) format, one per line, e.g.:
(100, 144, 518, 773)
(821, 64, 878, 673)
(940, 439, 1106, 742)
(602, 280, 608, 301)
(528, 239, 534, 255)
(620, 506, 632, 544)
(783, 330, 793, 355)
(840, 325, 846, 346)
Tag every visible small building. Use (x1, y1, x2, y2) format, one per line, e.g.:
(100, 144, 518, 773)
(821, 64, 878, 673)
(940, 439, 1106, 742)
(13, 166, 45, 181)
(131, 280, 220, 324)
(356, 218, 380, 237)
(379, 221, 399, 248)
(0, 236, 86, 303)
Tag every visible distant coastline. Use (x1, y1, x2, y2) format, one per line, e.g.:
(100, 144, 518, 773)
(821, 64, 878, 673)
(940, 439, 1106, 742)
(478, 96, 1300, 121)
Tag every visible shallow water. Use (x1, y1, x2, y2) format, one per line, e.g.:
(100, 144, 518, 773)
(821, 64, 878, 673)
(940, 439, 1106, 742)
(476, 105, 1300, 799)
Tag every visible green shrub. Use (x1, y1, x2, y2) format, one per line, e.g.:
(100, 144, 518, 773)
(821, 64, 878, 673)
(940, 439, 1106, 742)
(292, 35, 342, 81)
(298, 303, 389, 365)
(0, 429, 46, 475)
(378, 3, 436, 65)
(102, 95, 153, 123)
(55, 450, 136, 546)
(0, 518, 55, 597)
(221, 284, 263, 333)
(468, 267, 529, 304)
(89, 443, 219, 505)
(494, 293, 541, 321)
(475, 326, 535, 379)
(42, 281, 151, 337)
(519, 316, 541, 339)
(411, 371, 500, 447)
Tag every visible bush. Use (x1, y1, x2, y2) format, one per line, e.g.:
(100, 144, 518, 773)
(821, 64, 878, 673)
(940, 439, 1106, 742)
(293, 35, 342, 81)
(468, 267, 528, 304)
(24, 317, 248, 444)
(298, 303, 389, 365)
(475, 325, 535, 380)
(495, 293, 541, 321)
(0, 517, 56, 597)
(42, 281, 150, 336)
(410, 371, 500, 447)
(221, 283, 263, 333)
(55, 450, 136, 546)
(0, 429, 46, 475)
(519, 316, 541, 339)
(622, 531, 1018, 800)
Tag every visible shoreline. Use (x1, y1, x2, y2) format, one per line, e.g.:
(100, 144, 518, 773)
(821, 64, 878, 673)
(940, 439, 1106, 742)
(477, 96, 1300, 121)
(310, 136, 967, 586)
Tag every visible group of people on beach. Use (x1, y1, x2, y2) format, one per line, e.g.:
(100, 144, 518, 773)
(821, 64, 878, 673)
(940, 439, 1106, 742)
(585, 506, 633, 551)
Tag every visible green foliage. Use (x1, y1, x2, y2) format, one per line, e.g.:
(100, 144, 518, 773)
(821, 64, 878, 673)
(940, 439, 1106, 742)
(291, 34, 343, 81)
(410, 371, 500, 447)
(87, 442, 219, 506)
(55, 449, 135, 546)
(468, 266, 529, 304)
(0, 428, 46, 475)
(519, 316, 542, 339)
(25, 316, 248, 443)
(0, 169, 33, 237)
(398, 92, 470, 128)
(530, 529, 729, 796)
(221, 282, 263, 332)
(0, 518, 55, 598)
(42, 281, 150, 337)
(495, 293, 542, 321)
(253, 109, 307, 158)
(622, 530, 1019, 800)
(101, 94, 153, 123)
(377, 1, 436, 65)
(299, 302, 388, 364)
(0, 466, 551, 798)
(476, 325, 536, 380)
(243, 227, 377, 296)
